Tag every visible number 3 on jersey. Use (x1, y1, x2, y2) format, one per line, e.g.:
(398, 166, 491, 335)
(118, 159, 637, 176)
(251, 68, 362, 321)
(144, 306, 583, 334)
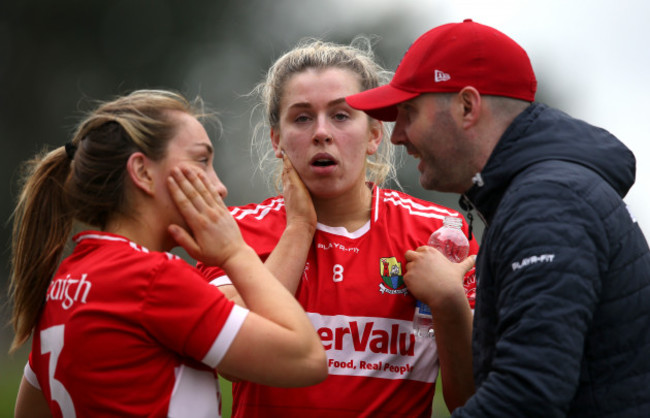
(333, 264, 344, 282)
(41, 325, 77, 417)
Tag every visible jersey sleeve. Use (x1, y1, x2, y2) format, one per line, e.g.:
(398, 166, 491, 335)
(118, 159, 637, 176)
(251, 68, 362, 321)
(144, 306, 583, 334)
(141, 259, 248, 367)
(196, 263, 231, 286)
(24, 360, 41, 390)
(197, 198, 287, 286)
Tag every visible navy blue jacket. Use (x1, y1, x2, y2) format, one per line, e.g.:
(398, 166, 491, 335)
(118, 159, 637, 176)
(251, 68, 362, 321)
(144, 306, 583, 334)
(454, 103, 650, 417)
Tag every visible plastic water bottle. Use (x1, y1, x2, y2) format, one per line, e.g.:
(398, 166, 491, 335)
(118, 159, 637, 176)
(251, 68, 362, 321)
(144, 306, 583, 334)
(412, 216, 470, 338)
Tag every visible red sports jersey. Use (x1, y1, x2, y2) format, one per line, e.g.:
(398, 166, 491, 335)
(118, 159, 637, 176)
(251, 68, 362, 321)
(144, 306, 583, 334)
(199, 186, 478, 417)
(25, 231, 248, 418)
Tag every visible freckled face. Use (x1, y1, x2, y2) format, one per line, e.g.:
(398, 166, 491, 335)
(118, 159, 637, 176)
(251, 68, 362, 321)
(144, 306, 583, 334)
(272, 67, 381, 200)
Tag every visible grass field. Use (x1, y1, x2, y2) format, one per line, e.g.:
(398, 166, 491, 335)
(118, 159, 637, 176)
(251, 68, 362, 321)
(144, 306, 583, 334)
(1, 344, 450, 417)
(1, 341, 29, 418)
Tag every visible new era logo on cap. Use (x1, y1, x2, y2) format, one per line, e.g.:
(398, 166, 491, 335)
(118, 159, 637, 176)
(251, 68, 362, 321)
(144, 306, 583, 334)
(435, 70, 451, 83)
(346, 19, 537, 121)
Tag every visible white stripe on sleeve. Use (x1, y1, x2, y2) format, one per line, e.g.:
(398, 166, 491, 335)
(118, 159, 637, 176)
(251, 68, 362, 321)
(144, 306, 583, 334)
(202, 304, 249, 368)
(24, 361, 41, 390)
(209, 275, 232, 287)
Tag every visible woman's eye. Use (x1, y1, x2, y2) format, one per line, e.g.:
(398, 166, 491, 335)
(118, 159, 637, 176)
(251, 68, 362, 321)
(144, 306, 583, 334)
(333, 112, 349, 121)
(294, 115, 310, 123)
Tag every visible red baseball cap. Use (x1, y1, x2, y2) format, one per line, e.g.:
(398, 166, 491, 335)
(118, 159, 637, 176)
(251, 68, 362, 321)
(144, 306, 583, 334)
(346, 19, 537, 121)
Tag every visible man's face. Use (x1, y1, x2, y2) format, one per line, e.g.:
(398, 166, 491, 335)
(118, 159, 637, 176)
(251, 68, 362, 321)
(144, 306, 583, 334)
(391, 94, 471, 193)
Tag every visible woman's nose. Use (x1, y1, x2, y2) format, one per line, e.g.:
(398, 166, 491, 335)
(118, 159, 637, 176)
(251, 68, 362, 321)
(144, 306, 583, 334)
(313, 117, 332, 145)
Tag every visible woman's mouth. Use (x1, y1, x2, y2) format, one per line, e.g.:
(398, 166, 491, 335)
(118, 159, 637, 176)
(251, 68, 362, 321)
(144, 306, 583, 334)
(312, 159, 336, 167)
(310, 153, 337, 166)
(310, 153, 338, 173)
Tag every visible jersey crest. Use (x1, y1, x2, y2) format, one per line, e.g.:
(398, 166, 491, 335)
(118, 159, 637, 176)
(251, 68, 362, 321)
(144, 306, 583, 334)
(379, 257, 408, 295)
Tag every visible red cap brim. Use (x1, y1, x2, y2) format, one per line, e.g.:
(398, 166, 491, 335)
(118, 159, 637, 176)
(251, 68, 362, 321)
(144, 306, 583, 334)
(346, 84, 420, 121)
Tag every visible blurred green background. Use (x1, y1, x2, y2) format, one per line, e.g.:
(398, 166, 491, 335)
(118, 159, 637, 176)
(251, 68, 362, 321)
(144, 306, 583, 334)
(2, 0, 647, 417)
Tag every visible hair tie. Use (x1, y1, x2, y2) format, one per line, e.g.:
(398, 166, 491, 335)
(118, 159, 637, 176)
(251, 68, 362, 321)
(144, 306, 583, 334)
(65, 142, 77, 160)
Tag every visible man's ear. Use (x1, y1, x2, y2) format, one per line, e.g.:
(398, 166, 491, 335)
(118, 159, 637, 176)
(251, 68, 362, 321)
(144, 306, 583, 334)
(270, 128, 283, 158)
(126, 152, 155, 196)
(366, 119, 383, 156)
(457, 86, 482, 130)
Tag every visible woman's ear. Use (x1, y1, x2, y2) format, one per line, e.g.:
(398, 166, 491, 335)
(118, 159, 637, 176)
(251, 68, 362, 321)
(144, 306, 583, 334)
(270, 128, 283, 158)
(366, 119, 383, 156)
(126, 152, 155, 196)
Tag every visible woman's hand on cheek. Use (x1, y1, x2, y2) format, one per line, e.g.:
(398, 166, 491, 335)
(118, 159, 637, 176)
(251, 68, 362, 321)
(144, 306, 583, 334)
(281, 151, 317, 234)
(167, 165, 247, 267)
